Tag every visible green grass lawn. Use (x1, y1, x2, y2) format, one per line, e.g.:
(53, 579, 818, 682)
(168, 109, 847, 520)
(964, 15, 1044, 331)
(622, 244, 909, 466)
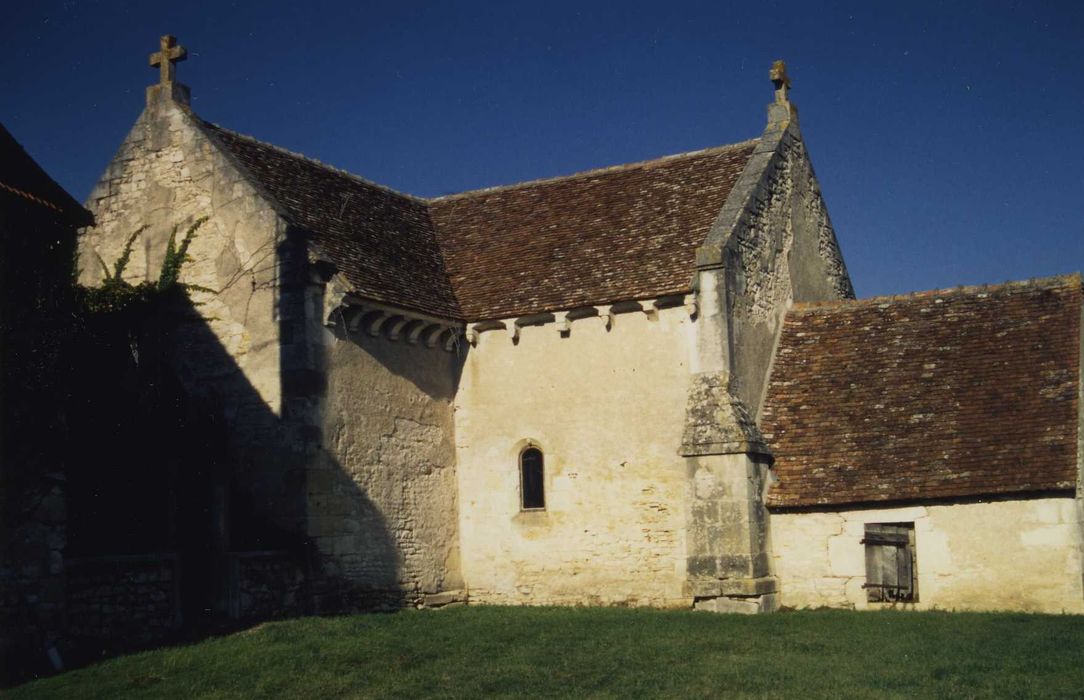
(9, 606, 1084, 699)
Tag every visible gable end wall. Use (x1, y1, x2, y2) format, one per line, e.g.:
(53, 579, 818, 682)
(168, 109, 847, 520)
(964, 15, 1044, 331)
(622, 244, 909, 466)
(712, 118, 853, 415)
(81, 100, 289, 414)
(80, 99, 463, 612)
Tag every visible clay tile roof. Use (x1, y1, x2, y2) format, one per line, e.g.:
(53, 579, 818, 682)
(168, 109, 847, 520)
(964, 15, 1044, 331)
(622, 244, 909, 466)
(429, 141, 757, 321)
(200, 118, 756, 321)
(0, 122, 93, 227)
(199, 121, 461, 319)
(762, 275, 1082, 509)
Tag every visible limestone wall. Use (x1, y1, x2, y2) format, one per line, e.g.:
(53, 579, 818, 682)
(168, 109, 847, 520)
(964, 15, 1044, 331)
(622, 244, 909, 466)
(65, 555, 180, 644)
(80, 97, 465, 612)
(771, 498, 1084, 613)
(724, 125, 853, 414)
(80, 99, 287, 417)
(314, 328, 463, 603)
(455, 306, 695, 607)
(225, 551, 305, 619)
(79, 99, 317, 566)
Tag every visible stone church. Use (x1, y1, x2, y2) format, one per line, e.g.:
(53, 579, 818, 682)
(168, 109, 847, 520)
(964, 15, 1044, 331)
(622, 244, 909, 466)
(72, 36, 1082, 624)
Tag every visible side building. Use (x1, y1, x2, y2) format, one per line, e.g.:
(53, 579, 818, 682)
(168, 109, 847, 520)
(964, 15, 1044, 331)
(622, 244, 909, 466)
(0, 123, 92, 682)
(763, 277, 1084, 613)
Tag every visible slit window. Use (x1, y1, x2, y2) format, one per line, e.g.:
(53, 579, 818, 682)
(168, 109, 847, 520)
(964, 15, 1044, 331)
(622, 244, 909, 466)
(520, 447, 545, 510)
(862, 522, 917, 602)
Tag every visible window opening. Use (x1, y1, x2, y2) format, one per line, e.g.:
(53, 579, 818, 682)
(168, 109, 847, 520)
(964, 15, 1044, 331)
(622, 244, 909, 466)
(520, 447, 545, 510)
(862, 522, 917, 602)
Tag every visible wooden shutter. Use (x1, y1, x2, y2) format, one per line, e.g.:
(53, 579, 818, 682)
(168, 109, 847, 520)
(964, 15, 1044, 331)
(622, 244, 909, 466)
(863, 523, 915, 602)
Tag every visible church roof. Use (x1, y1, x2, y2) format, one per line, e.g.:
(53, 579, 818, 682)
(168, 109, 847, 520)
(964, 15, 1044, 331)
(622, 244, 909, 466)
(762, 275, 1082, 509)
(199, 122, 461, 319)
(199, 119, 756, 321)
(0, 122, 93, 228)
(428, 141, 756, 320)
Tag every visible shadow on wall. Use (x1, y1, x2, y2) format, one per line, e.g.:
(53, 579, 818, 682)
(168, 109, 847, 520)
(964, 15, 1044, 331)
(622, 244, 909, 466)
(0, 187, 80, 686)
(56, 229, 419, 672)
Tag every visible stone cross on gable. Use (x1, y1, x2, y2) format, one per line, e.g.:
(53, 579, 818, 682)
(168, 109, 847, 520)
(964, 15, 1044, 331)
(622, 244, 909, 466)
(149, 35, 187, 86)
(770, 60, 791, 104)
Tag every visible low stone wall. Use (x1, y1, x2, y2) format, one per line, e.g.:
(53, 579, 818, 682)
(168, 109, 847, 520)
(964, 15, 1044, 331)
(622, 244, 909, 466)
(65, 554, 180, 644)
(225, 551, 306, 619)
(0, 476, 67, 682)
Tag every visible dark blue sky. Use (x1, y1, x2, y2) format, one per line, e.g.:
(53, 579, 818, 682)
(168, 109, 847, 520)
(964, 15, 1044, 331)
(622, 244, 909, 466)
(3, 1, 1081, 297)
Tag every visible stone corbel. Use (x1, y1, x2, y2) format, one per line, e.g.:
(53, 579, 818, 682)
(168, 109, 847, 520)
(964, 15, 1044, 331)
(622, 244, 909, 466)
(684, 293, 699, 318)
(597, 305, 614, 331)
(466, 320, 506, 346)
(555, 311, 570, 334)
(424, 324, 449, 349)
(443, 329, 462, 352)
(330, 295, 464, 350)
(365, 311, 389, 337)
(385, 317, 409, 341)
(406, 321, 427, 345)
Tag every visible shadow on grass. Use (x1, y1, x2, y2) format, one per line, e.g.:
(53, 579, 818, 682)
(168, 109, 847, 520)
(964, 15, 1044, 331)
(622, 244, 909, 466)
(9, 607, 1084, 699)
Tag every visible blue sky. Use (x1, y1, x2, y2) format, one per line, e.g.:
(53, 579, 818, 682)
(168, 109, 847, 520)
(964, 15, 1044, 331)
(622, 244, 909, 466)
(3, 0, 1081, 297)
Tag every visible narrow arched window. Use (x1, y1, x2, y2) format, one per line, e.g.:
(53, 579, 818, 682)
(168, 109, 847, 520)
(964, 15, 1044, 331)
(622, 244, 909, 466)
(520, 447, 545, 510)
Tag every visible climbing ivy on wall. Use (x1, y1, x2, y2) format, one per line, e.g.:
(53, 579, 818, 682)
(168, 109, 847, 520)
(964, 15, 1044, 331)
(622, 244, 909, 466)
(80, 217, 209, 315)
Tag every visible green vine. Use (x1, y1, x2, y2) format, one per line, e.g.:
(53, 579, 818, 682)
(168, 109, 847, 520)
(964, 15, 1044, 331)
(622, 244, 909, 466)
(81, 217, 210, 314)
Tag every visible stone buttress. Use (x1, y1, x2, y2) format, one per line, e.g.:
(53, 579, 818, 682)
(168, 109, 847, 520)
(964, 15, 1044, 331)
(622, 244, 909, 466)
(681, 61, 853, 613)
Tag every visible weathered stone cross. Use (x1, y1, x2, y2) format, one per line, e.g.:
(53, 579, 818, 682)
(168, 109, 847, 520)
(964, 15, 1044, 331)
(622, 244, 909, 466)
(770, 60, 791, 104)
(149, 35, 187, 85)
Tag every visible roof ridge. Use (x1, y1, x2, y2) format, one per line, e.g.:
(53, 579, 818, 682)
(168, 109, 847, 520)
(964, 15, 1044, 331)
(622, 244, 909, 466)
(199, 120, 428, 204)
(199, 120, 759, 206)
(790, 273, 1082, 312)
(427, 138, 760, 203)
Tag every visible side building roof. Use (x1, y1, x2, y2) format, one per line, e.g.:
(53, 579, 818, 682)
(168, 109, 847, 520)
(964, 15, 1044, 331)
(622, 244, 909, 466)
(0, 122, 93, 228)
(200, 119, 756, 321)
(762, 275, 1082, 509)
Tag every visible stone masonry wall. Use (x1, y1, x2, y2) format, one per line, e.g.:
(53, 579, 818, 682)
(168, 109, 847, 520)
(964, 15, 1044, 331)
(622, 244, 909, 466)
(82, 95, 463, 612)
(456, 306, 694, 607)
(0, 172, 81, 680)
(65, 555, 180, 644)
(227, 552, 306, 619)
(771, 498, 1084, 613)
(80, 96, 310, 537)
(80, 99, 287, 419)
(0, 476, 65, 676)
(314, 326, 463, 605)
(724, 124, 853, 415)
(680, 113, 854, 614)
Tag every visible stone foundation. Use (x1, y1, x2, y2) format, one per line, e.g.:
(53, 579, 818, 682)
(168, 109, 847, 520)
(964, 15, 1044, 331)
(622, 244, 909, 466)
(65, 554, 181, 645)
(225, 551, 306, 619)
